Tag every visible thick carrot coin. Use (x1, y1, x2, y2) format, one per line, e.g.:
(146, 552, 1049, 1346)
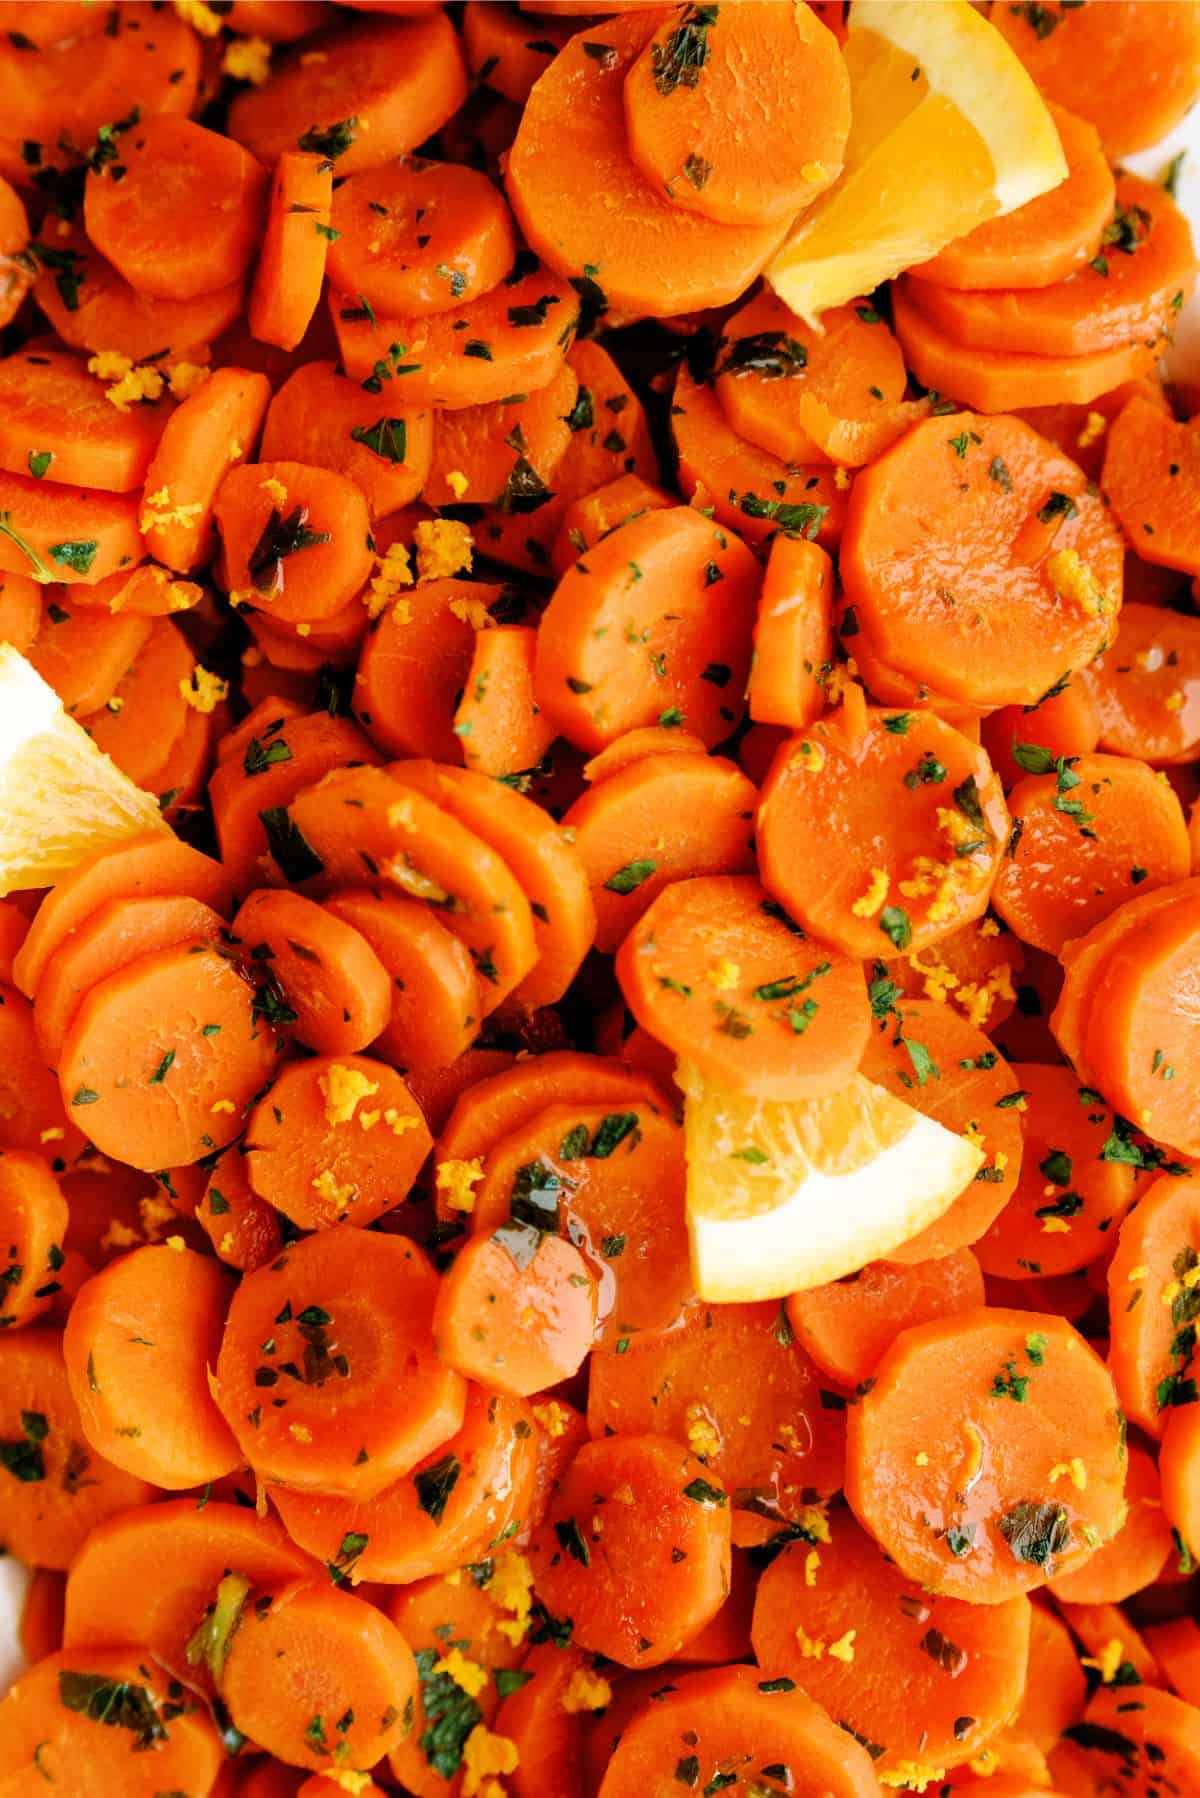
(323, 886, 480, 1071)
(1108, 1168, 1200, 1440)
(272, 1387, 538, 1584)
(1050, 1440, 1173, 1605)
(261, 359, 432, 518)
(882, 912, 1025, 1036)
(354, 578, 504, 762)
(436, 1047, 669, 1171)
(528, 1433, 730, 1669)
(453, 623, 556, 781)
(752, 1506, 1031, 1778)
(231, 887, 392, 1056)
(618, 873, 869, 1100)
(563, 750, 756, 954)
(215, 1226, 464, 1497)
(551, 472, 675, 578)
(1088, 604, 1200, 766)
(1102, 396, 1200, 578)
(58, 942, 280, 1171)
(247, 150, 335, 354)
(0, 1328, 154, 1569)
(1065, 1684, 1200, 1797)
(215, 459, 373, 625)
(845, 1308, 1127, 1603)
(0, 468, 143, 587)
(434, 1230, 596, 1398)
(840, 411, 1124, 709)
(244, 1051, 431, 1230)
(463, 1, 578, 105)
(228, 12, 467, 174)
(491, 1641, 600, 1798)
(0, 1152, 68, 1331)
(34, 227, 243, 363)
(426, 364, 578, 509)
(25, 605, 154, 722)
(507, 15, 787, 317)
(0, 986, 84, 1163)
(197, 1148, 283, 1276)
(748, 535, 835, 730)
(588, 1297, 846, 1516)
(534, 505, 760, 752)
(140, 366, 272, 574)
(786, 1248, 986, 1391)
(1019, 1605, 1088, 1755)
(983, 681, 1102, 787)
(0, 348, 168, 494)
(623, 0, 849, 228)
(83, 617, 194, 787)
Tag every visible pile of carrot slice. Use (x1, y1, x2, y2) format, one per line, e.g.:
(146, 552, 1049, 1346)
(2, 4, 1200, 1797)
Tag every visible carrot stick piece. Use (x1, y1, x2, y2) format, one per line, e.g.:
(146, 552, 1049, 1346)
(140, 367, 272, 574)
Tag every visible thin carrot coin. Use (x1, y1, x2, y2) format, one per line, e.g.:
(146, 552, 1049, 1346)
(1107, 1168, 1200, 1441)
(34, 226, 244, 363)
(463, 1, 578, 105)
(0, 986, 85, 1163)
(1019, 1605, 1088, 1756)
(83, 617, 194, 787)
(323, 886, 481, 1071)
(551, 472, 675, 578)
(1088, 604, 1200, 765)
(1050, 1439, 1173, 1605)
(582, 725, 709, 783)
(405, 1047, 517, 1140)
(354, 579, 507, 763)
(247, 150, 335, 354)
(425, 364, 578, 508)
(786, 1248, 986, 1391)
(0, 1151, 68, 1331)
(983, 682, 1102, 787)
(26, 604, 153, 721)
(452, 623, 556, 782)
(140, 366, 272, 575)
(1143, 1617, 1200, 1709)
(0, 348, 169, 494)
(435, 1047, 669, 1172)
(434, 1230, 596, 1398)
(0, 468, 143, 588)
(261, 359, 432, 519)
(748, 535, 835, 730)
(231, 887, 392, 1056)
(1102, 395, 1200, 578)
(214, 459, 373, 625)
(198, 1149, 283, 1276)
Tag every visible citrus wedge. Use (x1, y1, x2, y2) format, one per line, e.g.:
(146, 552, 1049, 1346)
(681, 1059, 984, 1302)
(0, 644, 169, 894)
(766, 0, 1068, 324)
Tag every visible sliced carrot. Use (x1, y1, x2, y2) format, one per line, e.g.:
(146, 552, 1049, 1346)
(149, 703, 218, 828)
(1019, 1605, 1088, 1756)
(436, 1047, 669, 1171)
(452, 623, 556, 782)
(434, 1229, 596, 1397)
(26, 603, 152, 718)
(82, 617, 194, 787)
(426, 365, 577, 509)
(748, 535, 835, 730)
(786, 1248, 985, 1391)
(354, 578, 504, 763)
(1088, 603, 1200, 766)
(0, 985, 86, 1162)
(330, 258, 578, 408)
(387, 759, 596, 1010)
(1144, 1617, 1200, 1708)
(231, 887, 391, 1056)
(883, 912, 1025, 1036)
(0, 572, 40, 656)
(244, 1050, 431, 1231)
(228, 10, 467, 173)
(215, 459, 373, 625)
(34, 225, 242, 363)
(405, 1047, 517, 1139)
(1108, 1167, 1200, 1440)
(1051, 1439, 1174, 1606)
(753, 1504, 1030, 1778)
(490, 1641, 599, 1798)
(62, 1242, 240, 1489)
(618, 872, 869, 1100)
(322, 886, 480, 1071)
(0, 467, 143, 587)
(841, 411, 1125, 709)
(1103, 396, 1200, 579)
(1161, 1399, 1200, 1571)
(551, 473, 674, 578)
(1064, 1683, 1200, 1796)
(18, 1568, 64, 1667)
(215, 1225, 464, 1498)
(0, 348, 168, 494)
(197, 1148, 283, 1275)
(463, 1, 578, 105)
(140, 367, 271, 575)
(582, 725, 709, 783)
(507, 15, 787, 317)
(846, 1307, 1128, 1603)
(271, 1387, 539, 1584)
(1056, 1600, 1167, 1692)
(0, 1152, 68, 1331)
(65, 563, 203, 620)
(983, 682, 1102, 788)
(261, 359, 432, 519)
(247, 150, 334, 354)
(892, 278, 1163, 413)
(227, 1, 337, 40)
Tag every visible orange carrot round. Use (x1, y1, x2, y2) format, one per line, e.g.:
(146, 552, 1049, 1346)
(787, 1248, 986, 1391)
(0, 1151, 69, 1331)
(323, 885, 480, 1071)
(140, 366, 272, 574)
(0, 348, 169, 494)
(434, 1229, 596, 1397)
(231, 887, 392, 1056)
(453, 623, 556, 782)
(34, 226, 243, 363)
(0, 983, 84, 1162)
(215, 459, 373, 625)
(1107, 1168, 1200, 1440)
(1088, 604, 1200, 765)
(0, 467, 144, 588)
(261, 359, 432, 519)
(748, 535, 835, 730)
(1050, 1439, 1174, 1605)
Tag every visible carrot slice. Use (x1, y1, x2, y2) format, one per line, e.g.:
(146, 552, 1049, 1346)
(0, 173, 30, 331)
(1108, 1167, 1200, 1439)
(786, 1248, 985, 1391)
(58, 942, 280, 1171)
(322, 886, 479, 1071)
(83, 617, 193, 787)
(1144, 1617, 1200, 1709)
(753, 1505, 1030, 1778)
(453, 623, 556, 781)
(490, 1641, 601, 1798)
(425, 364, 578, 508)
(228, 11, 467, 173)
(244, 1050, 431, 1231)
(18, 1567, 64, 1667)
(982, 682, 1102, 788)
(434, 1230, 596, 1397)
(261, 359, 432, 519)
(0, 467, 143, 587)
(563, 750, 756, 954)
(846, 1307, 1127, 1603)
(26, 603, 153, 719)
(0, 571, 40, 656)
(215, 1225, 464, 1498)
(0, 1327, 155, 1569)
(507, 14, 787, 317)
(1088, 603, 1200, 766)
(883, 912, 1025, 1036)
(0, 985, 84, 1162)
(387, 759, 596, 1010)
(0, 348, 168, 494)
(1019, 1606, 1088, 1755)
(1065, 1684, 1200, 1796)
(246, 149, 334, 354)
(34, 225, 243, 363)
(991, 0, 1200, 158)
(891, 277, 1163, 413)
(1051, 1439, 1173, 1606)
(1057, 1600, 1167, 1692)
(588, 1297, 845, 1517)
(272, 1387, 539, 1584)
(534, 505, 760, 752)
(748, 535, 835, 730)
(353, 578, 502, 762)
(618, 872, 869, 1100)
(913, 104, 1115, 292)
(405, 1047, 517, 1140)
(463, 1, 578, 105)
(139, 366, 271, 575)
(1103, 396, 1200, 578)
(582, 724, 709, 783)
(215, 459, 373, 625)
(231, 887, 391, 1056)
(840, 411, 1125, 709)
(623, 0, 848, 228)
(0, 1151, 68, 1331)
(551, 472, 674, 578)
(436, 1046, 669, 1170)
(197, 1148, 283, 1276)
(673, 360, 848, 548)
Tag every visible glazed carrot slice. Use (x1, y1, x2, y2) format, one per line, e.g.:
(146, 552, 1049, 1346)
(845, 1308, 1128, 1604)
(62, 1243, 241, 1488)
(991, 0, 1200, 158)
(1103, 396, 1200, 579)
(231, 887, 391, 1056)
(786, 1248, 986, 1391)
(26, 604, 153, 718)
(220, 1579, 417, 1773)
(33, 894, 224, 1064)
(434, 1230, 596, 1397)
(588, 1297, 846, 1516)
(246, 149, 334, 354)
(982, 683, 1102, 788)
(563, 750, 756, 954)
(353, 578, 505, 763)
(84, 115, 266, 302)
(0, 1646, 221, 1796)
(425, 364, 578, 508)
(1088, 604, 1200, 766)
(0, 572, 40, 656)
(18, 1568, 64, 1667)
(0, 0, 108, 47)
(0, 468, 143, 588)
(215, 459, 373, 625)
(582, 725, 709, 783)
(623, 0, 848, 228)
(83, 618, 194, 787)
(330, 259, 578, 408)
(215, 1226, 464, 1498)
(139, 366, 271, 575)
(1145, 1617, 1200, 1708)
(271, 1387, 539, 1584)
(891, 278, 1163, 413)
(463, 1, 577, 105)
(228, 11, 467, 173)
(551, 472, 674, 578)
(470, 1098, 691, 1346)
(405, 1047, 517, 1140)
(227, 0, 338, 42)
(197, 1149, 283, 1276)
(244, 1051, 431, 1231)
(672, 361, 848, 548)
(490, 1642, 604, 1798)
(883, 912, 1025, 1035)
(65, 564, 204, 620)
(0, 349, 168, 494)
(1065, 1684, 1200, 1796)
(0, 1327, 155, 1568)
(453, 623, 556, 782)
(507, 15, 786, 317)
(1051, 1439, 1174, 1605)
(753, 1506, 1030, 1778)
(1056, 1600, 1167, 1692)
(760, 704, 1009, 960)
(1161, 1400, 1200, 1571)
(58, 942, 280, 1170)
(322, 886, 480, 1071)
(748, 536, 835, 730)
(841, 411, 1125, 709)
(913, 104, 1115, 292)
(1019, 1606, 1088, 1755)
(1108, 1167, 1200, 1439)
(436, 1047, 669, 1172)
(529, 1434, 730, 1668)
(261, 359, 432, 519)
(285, 764, 539, 1011)
(0, 1152, 68, 1331)
(387, 759, 596, 1010)
(534, 505, 760, 752)
(0, 983, 84, 1162)
(33, 225, 243, 363)
(617, 873, 869, 1100)
(329, 156, 516, 316)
